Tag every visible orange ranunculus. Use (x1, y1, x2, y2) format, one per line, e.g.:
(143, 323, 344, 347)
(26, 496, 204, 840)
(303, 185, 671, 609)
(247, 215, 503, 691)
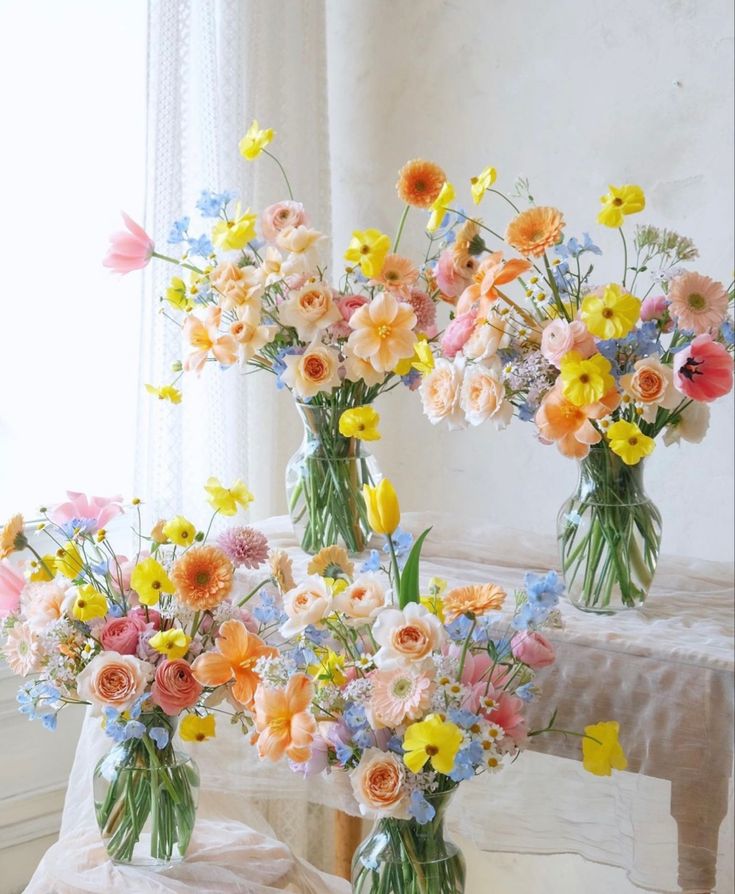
(253, 673, 317, 763)
(456, 252, 532, 315)
(535, 381, 620, 459)
(191, 619, 277, 709)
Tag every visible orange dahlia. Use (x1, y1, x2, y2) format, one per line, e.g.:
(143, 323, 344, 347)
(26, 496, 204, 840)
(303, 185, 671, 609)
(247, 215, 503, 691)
(171, 545, 234, 611)
(505, 206, 565, 258)
(443, 583, 506, 621)
(396, 159, 447, 209)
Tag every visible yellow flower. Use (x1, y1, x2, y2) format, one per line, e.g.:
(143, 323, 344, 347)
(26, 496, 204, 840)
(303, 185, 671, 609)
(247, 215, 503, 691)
(29, 554, 56, 582)
(307, 648, 347, 688)
(427, 181, 455, 233)
(582, 721, 628, 776)
(470, 166, 497, 205)
(581, 284, 641, 339)
(597, 184, 645, 228)
(180, 713, 216, 742)
(325, 577, 348, 597)
(0, 514, 26, 559)
(419, 594, 445, 623)
(393, 337, 434, 377)
(560, 352, 615, 407)
(344, 228, 391, 278)
(130, 557, 175, 606)
(204, 477, 254, 516)
(238, 119, 275, 160)
(403, 713, 463, 774)
(362, 479, 400, 536)
(149, 628, 191, 660)
(307, 545, 354, 578)
(166, 276, 193, 312)
(145, 384, 182, 404)
(71, 584, 108, 622)
(606, 420, 655, 465)
(162, 515, 196, 547)
(55, 542, 84, 579)
(339, 406, 381, 441)
(212, 204, 257, 251)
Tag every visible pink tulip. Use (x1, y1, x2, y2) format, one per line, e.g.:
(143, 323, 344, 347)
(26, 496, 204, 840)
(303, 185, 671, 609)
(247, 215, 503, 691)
(510, 630, 556, 669)
(103, 212, 154, 273)
(50, 491, 124, 533)
(487, 692, 527, 745)
(674, 334, 734, 403)
(0, 560, 25, 617)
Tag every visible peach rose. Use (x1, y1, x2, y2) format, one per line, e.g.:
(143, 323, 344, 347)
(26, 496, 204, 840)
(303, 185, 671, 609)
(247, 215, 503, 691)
(620, 357, 679, 421)
(210, 261, 264, 312)
(76, 651, 153, 715)
(280, 575, 332, 637)
(280, 282, 342, 341)
(151, 658, 203, 715)
(280, 341, 342, 399)
(260, 201, 309, 243)
(332, 574, 386, 623)
(460, 363, 513, 429)
(419, 358, 466, 430)
(350, 748, 408, 818)
(540, 319, 596, 368)
(373, 602, 444, 668)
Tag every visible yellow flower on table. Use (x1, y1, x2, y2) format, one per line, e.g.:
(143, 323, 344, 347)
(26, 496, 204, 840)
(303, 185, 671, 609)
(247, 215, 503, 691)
(130, 557, 175, 606)
(212, 204, 257, 251)
(344, 228, 391, 278)
(145, 384, 182, 404)
(238, 119, 275, 160)
(162, 515, 196, 547)
(71, 584, 108, 622)
(403, 713, 463, 774)
(180, 713, 216, 742)
(560, 352, 615, 407)
(606, 420, 655, 465)
(149, 628, 192, 661)
(362, 479, 400, 536)
(582, 721, 628, 776)
(339, 406, 381, 441)
(597, 184, 645, 228)
(581, 284, 641, 339)
(204, 477, 254, 516)
(427, 181, 455, 233)
(470, 166, 497, 205)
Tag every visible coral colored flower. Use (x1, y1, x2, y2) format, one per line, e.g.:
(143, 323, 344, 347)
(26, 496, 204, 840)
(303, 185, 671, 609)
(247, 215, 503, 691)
(333, 574, 386, 622)
(183, 306, 238, 373)
(162, 516, 196, 547)
(373, 254, 419, 296)
(620, 357, 679, 421)
(77, 651, 152, 715)
(510, 630, 555, 668)
(217, 526, 269, 569)
(99, 616, 142, 655)
(103, 212, 154, 274)
(151, 659, 203, 715)
(581, 284, 641, 339)
(536, 381, 620, 459)
(582, 721, 628, 775)
(238, 119, 275, 160)
(505, 206, 565, 257)
(280, 575, 332, 637)
(69, 584, 108, 622)
(373, 602, 444, 669)
(470, 165, 497, 205)
(456, 252, 532, 316)
(350, 748, 408, 818)
(370, 667, 434, 727)
(663, 400, 710, 446)
(607, 420, 655, 465)
(339, 406, 381, 441)
(396, 159, 447, 209)
(180, 713, 216, 742)
(192, 619, 276, 708)
(171, 546, 234, 611)
(280, 282, 342, 341)
(344, 229, 391, 278)
(2, 623, 41, 675)
(435, 249, 474, 302)
(419, 357, 466, 430)
(307, 545, 354, 578)
(230, 314, 273, 364)
(443, 583, 506, 621)
(673, 334, 734, 402)
(131, 557, 175, 607)
(0, 514, 25, 559)
(427, 181, 455, 233)
(597, 185, 645, 229)
(270, 549, 295, 592)
(254, 673, 317, 763)
(50, 492, 123, 534)
(403, 713, 463, 774)
(347, 291, 417, 372)
(260, 201, 309, 242)
(560, 352, 615, 407)
(149, 628, 191, 660)
(540, 319, 596, 368)
(212, 205, 257, 251)
(363, 479, 401, 537)
(668, 272, 729, 334)
(460, 363, 513, 429)
(280, 341, 342, 398)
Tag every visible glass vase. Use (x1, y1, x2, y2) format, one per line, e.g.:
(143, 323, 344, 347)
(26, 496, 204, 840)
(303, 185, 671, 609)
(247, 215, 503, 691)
(351, 789, 466, 894)
(93, 716, 199, 866)
(557, 447, 662, 613)
(286, 400, 381, 555)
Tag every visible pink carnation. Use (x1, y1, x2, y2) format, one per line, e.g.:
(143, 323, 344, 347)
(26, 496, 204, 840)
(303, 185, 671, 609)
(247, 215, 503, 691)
(441, 310, 477, 359)
(260, 201, 310, 243)
(673, 334, 734, 402)
(404, 289, 437, 337)
(218, 526, 269, 569)
(510, 630, 555, 669)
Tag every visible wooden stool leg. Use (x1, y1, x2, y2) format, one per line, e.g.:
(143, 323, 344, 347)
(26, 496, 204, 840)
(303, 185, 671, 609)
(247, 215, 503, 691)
(334, 810, 363, 880)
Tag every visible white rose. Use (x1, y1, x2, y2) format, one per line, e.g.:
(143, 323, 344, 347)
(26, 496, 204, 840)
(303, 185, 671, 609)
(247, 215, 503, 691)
(419, 357, 466, 430)
(332, 574, 387, 623)
(280, 575, 332, 637)
(460, 363, 513, 428)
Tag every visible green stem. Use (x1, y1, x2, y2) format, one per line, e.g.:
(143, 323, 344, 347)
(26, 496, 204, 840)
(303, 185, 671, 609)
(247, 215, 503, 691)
(262, 149, 295, 200)
(393, 205, 410, 252)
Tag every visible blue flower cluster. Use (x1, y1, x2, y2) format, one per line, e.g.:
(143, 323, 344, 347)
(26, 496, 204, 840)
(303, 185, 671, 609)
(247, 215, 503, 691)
(17, 682, 60, 730)
(512, 570, 564, 631)
(597, 320, 662, 377)
(102, 696, 170, 749)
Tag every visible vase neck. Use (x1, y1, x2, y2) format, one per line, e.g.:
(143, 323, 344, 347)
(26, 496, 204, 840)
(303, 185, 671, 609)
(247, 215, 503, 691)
(577, 448, 648, 502)
(374, 788, 455, 844)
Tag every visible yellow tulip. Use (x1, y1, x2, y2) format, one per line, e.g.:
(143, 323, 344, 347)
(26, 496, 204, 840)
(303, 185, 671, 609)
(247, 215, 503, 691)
(362, 479, 400, 536)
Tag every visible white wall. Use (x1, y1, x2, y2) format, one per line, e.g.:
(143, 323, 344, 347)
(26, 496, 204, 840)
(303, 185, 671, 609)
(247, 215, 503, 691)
(326, 0, 735, 563)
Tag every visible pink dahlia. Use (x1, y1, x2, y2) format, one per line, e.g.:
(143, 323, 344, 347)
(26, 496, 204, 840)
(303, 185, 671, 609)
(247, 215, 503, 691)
(668, 272, 729, 335)
(674, 334, 734, 402)
(404, 288, 437, 337)
(217, 526, 269, 568)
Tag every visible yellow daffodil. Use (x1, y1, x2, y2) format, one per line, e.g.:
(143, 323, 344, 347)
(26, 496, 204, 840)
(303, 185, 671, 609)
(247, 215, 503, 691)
(560, 352, 615, 407)
(427, 181, 455, 233)
(145, 384, 182, 404)
(149, 628, 191, 660)
(179, 713, 216, 742)
(582, 721, 628, 776)
(606, 420, 655, 465)
(166, 276, 193, 312)
(362, 479, 400, 536)
(71, 584, 108, 622)
(581, 284, 641, 339)
(130, 557, 175, 606)
(403, 713, 463, 774)
(339, 406, 381, 441)
(470, 166, 497, 205)
(29, 554, 56, 582)
(211, 204, 257, 251)
(307, 648, 347, 688)
(393, 337, 435, 377)
(55, 542, 84, 579)
(344, 228, 391, 278)
(597, 184, 645, 228)
(162, 515, 196, 547)
(204, 477, 254, 516)
(238, 119, 275, 161)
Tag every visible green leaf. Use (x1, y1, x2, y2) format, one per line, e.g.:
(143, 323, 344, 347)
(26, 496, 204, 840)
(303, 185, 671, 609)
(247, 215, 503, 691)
(398, 527, 432, 608)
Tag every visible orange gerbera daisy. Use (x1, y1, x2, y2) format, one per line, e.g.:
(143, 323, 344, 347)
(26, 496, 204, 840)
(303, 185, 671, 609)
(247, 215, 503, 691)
(192, 619, 276, 708)
(171, 545, 234, 611)
(254, 673, 317, 763)
(0, 514, 25, 559)
(396, 159, 447, 209)
(373, 254, 419, 296)
(456, 251, 532, 316)
(535, 381, 621, 459)
(443, 583, 506, 621)
(505, 206, 565, 258)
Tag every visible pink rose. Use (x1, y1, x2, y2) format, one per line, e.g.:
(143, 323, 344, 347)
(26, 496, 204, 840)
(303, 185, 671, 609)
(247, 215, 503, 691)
(540, 319, 596, 368)
(441, 311, 477, 359)
(330, 294, 370, 338)
(100, 617, 142, 655)
(129, 606, 161, 630)
(151, 659, 203, 715)
(435, 250, 470, 301)
(510, 630, 555, 669)
(640, 294, 673, 332)
(260, 201, 309, 242)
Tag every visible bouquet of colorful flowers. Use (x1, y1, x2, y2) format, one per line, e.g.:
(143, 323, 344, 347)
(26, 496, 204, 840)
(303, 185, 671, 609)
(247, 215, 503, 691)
(413, 171, 734, 611)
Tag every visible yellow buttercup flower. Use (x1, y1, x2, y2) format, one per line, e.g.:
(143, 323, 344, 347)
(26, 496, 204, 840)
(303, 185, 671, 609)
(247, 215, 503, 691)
(597, 184, 645, 228)
(581, 284, 641, 339)
(55, 542, 84, 579)
(606, 420, 655, 465)
(344, 228, 391, 278)
(427, 181, 455, 233)
(29, 554, 56, 582)
(149, 628, 191, 660)
(204, 477, 254, 516)
(324, 577, 348, 597)
(162, 515, 196, 547)
(560, 352, 615, 407)
(130, 557, 175, 606)
(419, 594, 445, 623)
(362, 479, 400, 536)
(307, 648, 347, 688)
(145, 384, 182, 404)
(71, 584, 108, 622)
(582, 721, 628, 776)
(212, 204, 257, 251)
(339, 406, 381, 441)
(470, 166, 497, 205)
(393, 337, 435, 377)
(166, 276, 193, 312)
(238, 119, 275, 160)
(403, 713, 463, 774)
(180, 713, 216, 742)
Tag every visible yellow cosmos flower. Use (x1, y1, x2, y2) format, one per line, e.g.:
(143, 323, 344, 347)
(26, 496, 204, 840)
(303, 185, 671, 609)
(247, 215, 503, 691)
(339, 406, 381, 441)
(71, 584, 108, 622)
(166, 276, 193, 312)
(403, 713, 463, 774)
(212, 205, 257, 251)
(344, 228, 391, 278)
(29, 554, 56, 582)
(427, 181, 455, 233)
(606, 420, 655, 465)
(238, 119, 275, 160)
(130, 557, 175, 606)
(180, 713, 216, 742)
(581, 284, 641, 339)
(560, 352, 615, 407)
(204, 477, 254, 516)
(582, 721, 628, 776)
(362, 479, 400, 536)
(145, 384, 182, 404)
(162, 515, 196, 547)
(55, 542, 84, 579)
(597, 184, 645, 228)
(393, 337, 435, 377)
(307, 648, 347, 688)
(470, 166, 497, 205)
(149, 628, 191, 660)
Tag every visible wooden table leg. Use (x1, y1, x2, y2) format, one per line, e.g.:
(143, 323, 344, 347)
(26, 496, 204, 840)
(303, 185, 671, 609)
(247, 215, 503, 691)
(334, 810, 363, 880)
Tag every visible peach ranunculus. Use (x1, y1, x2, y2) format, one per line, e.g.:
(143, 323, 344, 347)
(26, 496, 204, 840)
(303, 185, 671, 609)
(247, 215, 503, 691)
(505, 206, 565, 258)
(443, 583, 506, 621)
(620, 356, 680, 421)
(151, 658, 203, 715)
(332, 574, 386, 623)
(229, 310, 274, 364)
(192, 619, 277, 709)
(419, 357, 466, 430)
(347, 292, 418, 372)
(456, 252, 532, 316)
(99, 615, 144, 655)
(183, 307, 238, 373)
(76, 651, 153, 715)
(280, 282, 342, 341)
(260, 201, 310, 243)
(280, 575, 332, 637)
(210, 261, 264, 312)
(275, 225, 326, 274)
(459, 362, 513, 429)
(349, 747, 408, 818)
(254, 673, 317, 763)
(540, 319, 596, 368)
(372, 602, 445, 669)
(21, 582, 66, 632)
(280, 341, 342, 399)
(434, 248, 476, 302)
(535, 381, 621, 459)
